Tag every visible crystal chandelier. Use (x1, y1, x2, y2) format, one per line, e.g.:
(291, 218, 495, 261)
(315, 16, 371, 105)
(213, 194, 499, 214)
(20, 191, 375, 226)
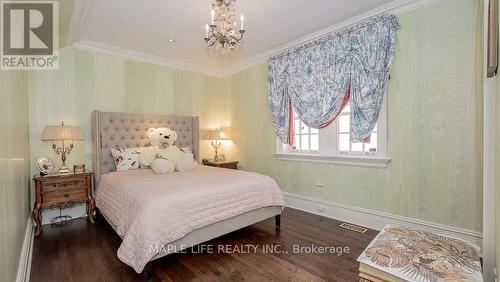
(204, 0, 245, 50)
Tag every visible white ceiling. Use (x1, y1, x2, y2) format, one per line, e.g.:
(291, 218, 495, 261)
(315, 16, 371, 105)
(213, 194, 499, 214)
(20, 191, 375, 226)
(74, 0, 397, 75)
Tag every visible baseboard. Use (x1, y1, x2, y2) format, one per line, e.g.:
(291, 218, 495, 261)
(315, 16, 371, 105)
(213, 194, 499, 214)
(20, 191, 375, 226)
(283, 192, 483, 248)
(16, 219, 34, 282)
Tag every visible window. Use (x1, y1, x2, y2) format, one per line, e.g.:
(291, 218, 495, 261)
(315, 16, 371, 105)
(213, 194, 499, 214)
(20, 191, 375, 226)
(276, 98, 389, 168)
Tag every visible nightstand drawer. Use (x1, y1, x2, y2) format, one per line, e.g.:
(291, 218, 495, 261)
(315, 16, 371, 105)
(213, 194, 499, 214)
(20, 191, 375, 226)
(42, 178, 87, 192)
(42, 188, 87, 207)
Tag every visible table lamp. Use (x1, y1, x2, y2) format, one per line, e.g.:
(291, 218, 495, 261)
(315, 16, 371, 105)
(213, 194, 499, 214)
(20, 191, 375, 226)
(204, 128, 229, 162)
(41, 122, 84, 174)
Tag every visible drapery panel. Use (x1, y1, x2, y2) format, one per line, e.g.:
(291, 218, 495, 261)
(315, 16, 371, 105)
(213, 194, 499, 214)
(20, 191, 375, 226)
(268, 14, 400, 144)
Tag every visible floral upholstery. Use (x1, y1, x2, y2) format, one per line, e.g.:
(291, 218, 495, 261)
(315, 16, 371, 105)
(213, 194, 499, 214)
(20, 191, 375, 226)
(358, 225, 483, 282)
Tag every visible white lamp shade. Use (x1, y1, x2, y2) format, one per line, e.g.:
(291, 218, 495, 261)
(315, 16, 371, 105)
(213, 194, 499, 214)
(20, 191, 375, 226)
(41, 124, 84, 141)
(204, 128, 230, 140)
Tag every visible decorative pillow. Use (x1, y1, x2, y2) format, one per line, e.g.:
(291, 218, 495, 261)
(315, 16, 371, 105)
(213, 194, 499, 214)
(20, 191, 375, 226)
(151, 154, 175, 174)
(110, 147, 143, 171)
(176, 149, 195, 172)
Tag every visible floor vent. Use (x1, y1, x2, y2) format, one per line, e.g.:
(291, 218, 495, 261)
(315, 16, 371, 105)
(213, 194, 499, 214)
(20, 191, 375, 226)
(339, 222, 368, 234)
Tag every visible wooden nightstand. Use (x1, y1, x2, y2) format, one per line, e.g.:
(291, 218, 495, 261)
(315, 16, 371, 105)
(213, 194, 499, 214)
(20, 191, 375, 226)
(203, 160, 239, 170)
(32, 171, 95, 236)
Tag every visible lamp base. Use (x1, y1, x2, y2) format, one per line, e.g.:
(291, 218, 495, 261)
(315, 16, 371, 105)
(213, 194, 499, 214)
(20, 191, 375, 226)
(213, 145, 220, 162)
(213, 154, 220, 163)
(58, 165, 70, 175)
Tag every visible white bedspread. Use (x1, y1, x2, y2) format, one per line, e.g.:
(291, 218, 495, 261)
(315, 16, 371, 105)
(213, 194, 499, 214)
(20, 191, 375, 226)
(95, 165, 284, 273)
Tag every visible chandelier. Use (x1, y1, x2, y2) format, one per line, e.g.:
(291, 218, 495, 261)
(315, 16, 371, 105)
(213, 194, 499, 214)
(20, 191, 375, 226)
(204, 0, 245, 50)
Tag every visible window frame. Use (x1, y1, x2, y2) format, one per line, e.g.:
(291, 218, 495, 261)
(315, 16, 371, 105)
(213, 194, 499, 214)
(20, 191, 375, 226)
(275, 95, 390, 168)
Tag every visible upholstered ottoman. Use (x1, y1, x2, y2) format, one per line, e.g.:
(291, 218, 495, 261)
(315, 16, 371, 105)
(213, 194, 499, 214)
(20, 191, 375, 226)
(357, 225, 483, 282)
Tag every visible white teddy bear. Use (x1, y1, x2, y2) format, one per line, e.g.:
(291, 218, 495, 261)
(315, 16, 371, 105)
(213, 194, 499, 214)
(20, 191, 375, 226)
(140, 127, 195, 174)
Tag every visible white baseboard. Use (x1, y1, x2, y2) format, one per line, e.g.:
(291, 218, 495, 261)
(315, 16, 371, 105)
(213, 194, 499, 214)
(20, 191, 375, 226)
(16, 219, 34, 282)
(283, 192, 483, 248)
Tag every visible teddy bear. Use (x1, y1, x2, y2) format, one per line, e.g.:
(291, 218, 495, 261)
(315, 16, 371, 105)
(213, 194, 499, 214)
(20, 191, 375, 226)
(139, 127, 195, 174)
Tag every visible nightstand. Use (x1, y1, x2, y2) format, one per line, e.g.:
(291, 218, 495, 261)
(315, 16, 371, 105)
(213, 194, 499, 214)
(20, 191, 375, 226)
(203, 160, 239, 170)
(32, 171, 95, 236)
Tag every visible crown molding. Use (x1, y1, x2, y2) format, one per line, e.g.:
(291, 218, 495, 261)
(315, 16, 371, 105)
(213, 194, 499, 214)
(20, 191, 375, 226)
(73, 40, 222, 77)
(70, 0, 440, 77)
(218, 0, 441, 77)
(65, 0, 93, 47)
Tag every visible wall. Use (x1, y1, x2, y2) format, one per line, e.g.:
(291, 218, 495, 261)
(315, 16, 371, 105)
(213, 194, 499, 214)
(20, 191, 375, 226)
(483, 1, 496, 280)
(28, 47, 222, 220)
(496, 10, 500, 278)
(0, 70, 30, 281)
(190, 0, 483, 232)
(496, 72, 500, 281)
(173, 69, 232, 158)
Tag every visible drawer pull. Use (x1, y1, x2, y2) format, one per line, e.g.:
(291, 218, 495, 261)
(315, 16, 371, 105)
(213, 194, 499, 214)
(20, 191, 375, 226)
(64, 193, 70, 198)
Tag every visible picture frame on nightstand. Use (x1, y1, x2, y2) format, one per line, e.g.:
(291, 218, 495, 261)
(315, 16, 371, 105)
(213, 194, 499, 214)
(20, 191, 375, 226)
(36, 157, 56, 176)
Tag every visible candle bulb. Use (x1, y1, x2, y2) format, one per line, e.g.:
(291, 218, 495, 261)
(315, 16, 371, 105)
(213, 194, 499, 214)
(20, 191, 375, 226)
(240, 14, 244, 30)
(211, 9, 215, 25)
(205, 24, 209, 38)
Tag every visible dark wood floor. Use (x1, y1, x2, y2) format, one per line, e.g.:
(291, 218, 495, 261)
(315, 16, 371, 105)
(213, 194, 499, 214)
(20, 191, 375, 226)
(30, 208, 378, 282)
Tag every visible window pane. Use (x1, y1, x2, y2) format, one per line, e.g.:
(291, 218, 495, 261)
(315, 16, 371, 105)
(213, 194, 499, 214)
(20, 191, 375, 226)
(300, 121, 307, 134)
(310, 127, 319, 134)
(294, 135, 299, 148)
(351, 141, 363, 152)
(339, 115, 350, 132)
(300, 135, 309, 150)
(310, 134, 319, 151)
(294, 119, 300, 133)
(365, 133, 377, 152)
(373, 124, 377, 132)
(339, 134, 349, 151)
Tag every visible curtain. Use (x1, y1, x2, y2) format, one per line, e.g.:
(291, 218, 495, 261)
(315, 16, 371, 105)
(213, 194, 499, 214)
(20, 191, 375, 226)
(268, 14, 400, 144)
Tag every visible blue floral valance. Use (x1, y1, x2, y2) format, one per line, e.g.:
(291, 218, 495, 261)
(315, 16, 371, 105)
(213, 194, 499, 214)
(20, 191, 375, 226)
(268, 14, 400, 143)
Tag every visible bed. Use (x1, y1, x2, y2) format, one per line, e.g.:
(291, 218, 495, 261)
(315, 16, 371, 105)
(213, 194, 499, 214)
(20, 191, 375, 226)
(91, 111, 284, 279)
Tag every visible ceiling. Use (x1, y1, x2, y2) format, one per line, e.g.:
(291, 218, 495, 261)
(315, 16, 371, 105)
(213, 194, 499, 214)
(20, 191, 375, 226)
(71, 0, 398, 75)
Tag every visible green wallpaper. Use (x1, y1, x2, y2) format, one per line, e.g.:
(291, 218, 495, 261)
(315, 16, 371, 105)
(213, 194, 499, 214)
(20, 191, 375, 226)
(0, 70, 30, 281)
(497, 89, 500, 278)
(27, 0, 482, 233)
(496, 22, 500, 280)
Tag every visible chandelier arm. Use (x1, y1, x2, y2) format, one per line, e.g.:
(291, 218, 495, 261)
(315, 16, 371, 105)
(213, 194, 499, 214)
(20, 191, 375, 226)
(229, 31, 244, 42)
(206, 38, 218, 48)
(206, 38, 215, 46)
(228, 35, 239, 42)
(211, 25, 221, 34)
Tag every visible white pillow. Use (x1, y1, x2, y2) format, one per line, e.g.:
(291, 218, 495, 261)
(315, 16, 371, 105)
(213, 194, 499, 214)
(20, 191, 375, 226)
(111, 147, 143, 171)
(151, 155, 175, 174)
(176, 151, 195, 172)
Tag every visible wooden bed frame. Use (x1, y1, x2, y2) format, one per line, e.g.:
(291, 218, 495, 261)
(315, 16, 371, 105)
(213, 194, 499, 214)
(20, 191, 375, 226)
(91, 111, 281, 281)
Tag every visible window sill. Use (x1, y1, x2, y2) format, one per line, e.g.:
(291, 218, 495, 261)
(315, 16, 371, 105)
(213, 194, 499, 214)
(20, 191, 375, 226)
(274, 153, 391, 168)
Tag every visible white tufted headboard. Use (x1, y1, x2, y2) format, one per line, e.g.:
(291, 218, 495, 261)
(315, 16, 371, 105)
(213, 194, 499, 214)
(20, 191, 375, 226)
(92, 111, 199, 186)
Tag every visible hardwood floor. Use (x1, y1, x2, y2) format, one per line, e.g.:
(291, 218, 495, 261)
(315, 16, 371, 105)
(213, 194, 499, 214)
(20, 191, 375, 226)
(30, 208, 378, 282)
